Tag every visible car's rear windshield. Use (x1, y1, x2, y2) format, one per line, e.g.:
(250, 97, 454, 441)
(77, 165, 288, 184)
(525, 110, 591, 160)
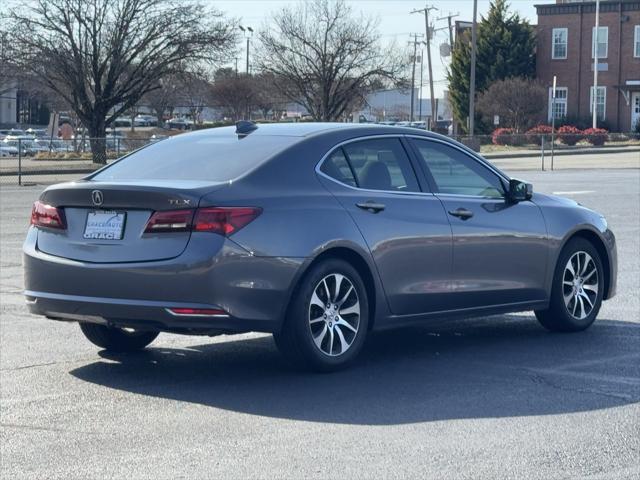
(92, 131, 299, 182)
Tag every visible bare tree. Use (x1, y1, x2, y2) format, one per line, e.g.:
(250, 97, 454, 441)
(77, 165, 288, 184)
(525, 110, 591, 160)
(256, 0, 405, 122)
(476, 77, 547, 133)
(211, 73, 256, 121)
(178, 70, 215, 125)
(251, 73, 288, 120)
(141, 74, 183, 127)
(7, 0, 235, 163)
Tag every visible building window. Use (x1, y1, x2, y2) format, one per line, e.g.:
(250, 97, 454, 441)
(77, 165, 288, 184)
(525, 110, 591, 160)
(592, 26, 608, 59)
(548, 87, 568, 121)
(635, 26, 640, 58)
(590, 86, 606, 120)
(552, 28, 568, 59)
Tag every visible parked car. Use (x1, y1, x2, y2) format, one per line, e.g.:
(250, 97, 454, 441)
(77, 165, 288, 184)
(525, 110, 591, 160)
(0, 144, 19, 157)
(24, 123, 617, 372)
(433, 120, 452, 136)
(113, 117, 132, 127)
(134, 114, 158, 127)
(2, 138, 31, 155)
(166, 117, 193, 130)
(34, 138, 72, 153)
(25, 128, 48, 137)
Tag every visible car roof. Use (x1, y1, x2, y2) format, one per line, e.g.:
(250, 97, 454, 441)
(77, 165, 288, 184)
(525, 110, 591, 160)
(189, 122, 445, 139)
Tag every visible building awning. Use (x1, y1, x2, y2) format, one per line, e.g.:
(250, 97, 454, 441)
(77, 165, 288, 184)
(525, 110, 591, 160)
(615, 81, 640, 105)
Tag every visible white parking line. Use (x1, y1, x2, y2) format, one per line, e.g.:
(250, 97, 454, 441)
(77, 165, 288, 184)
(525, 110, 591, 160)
(552, 190, 595, 195)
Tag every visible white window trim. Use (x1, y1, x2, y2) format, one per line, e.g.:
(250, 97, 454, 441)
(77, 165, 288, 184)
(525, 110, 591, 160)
(592, 26, 608, 59)
(548, 87, 568, 122)
(552, 28, 568, 59)
(635, 25, 640, 58)
(589, 86, 607, 120)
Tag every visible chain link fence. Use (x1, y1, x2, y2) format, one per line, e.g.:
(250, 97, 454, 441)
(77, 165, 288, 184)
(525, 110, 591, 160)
(0, 136, 161, 185)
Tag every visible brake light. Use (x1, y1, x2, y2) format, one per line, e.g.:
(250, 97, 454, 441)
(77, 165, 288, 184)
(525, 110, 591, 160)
(193, 207, 261, 235)
(143, 207, 260, 236)
(144, 209, 194, 233)
(30, 201, 66, 230)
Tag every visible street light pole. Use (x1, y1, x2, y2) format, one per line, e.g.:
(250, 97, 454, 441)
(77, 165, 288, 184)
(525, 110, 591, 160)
(239, 26, 253, 75)
(469, 0, 478, 136)
(592, 0, 600, 129)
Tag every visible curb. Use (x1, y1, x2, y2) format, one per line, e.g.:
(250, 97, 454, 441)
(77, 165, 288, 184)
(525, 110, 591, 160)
(483, 146, 640, 160)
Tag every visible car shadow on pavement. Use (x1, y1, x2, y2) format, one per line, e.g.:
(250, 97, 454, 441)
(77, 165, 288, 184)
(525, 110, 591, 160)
(70, 315, 640, 425)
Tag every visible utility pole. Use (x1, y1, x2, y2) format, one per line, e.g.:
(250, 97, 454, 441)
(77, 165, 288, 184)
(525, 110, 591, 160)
(592, 0, 600, 128)
(419, 48, 424, 121)
(234, 57, 239, 77)
(437, 12, 459, 52)
(469, 0, 478, 136)
(411, 5, 437, 130)
(408, 34, 424, 122)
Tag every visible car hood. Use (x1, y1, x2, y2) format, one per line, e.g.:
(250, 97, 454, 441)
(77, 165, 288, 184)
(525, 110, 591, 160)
(532, 192, 579, 208)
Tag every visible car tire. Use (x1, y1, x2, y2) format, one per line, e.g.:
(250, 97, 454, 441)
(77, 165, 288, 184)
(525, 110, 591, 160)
(274, 258, 369, 372)
(79, 323, 159, 352)
(535, 237, 604, 332)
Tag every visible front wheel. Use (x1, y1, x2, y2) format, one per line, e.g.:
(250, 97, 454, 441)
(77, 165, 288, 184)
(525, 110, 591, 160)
(535, 238, 604, 332)
(274, 259, 369, 372)
(79, 323, 159, 352)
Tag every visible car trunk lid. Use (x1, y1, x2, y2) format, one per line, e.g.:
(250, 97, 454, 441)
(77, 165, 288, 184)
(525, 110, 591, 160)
(36, 180, 228, 263)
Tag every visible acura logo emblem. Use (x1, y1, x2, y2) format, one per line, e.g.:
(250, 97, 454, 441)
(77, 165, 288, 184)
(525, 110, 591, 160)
(91, 190, 104, 206)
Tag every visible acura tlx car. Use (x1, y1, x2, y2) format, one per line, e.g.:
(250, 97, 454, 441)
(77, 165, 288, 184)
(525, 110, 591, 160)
(24, 122, 617, 371)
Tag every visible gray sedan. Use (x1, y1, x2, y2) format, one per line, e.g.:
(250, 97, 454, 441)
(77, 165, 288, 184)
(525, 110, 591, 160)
(23, 123, 617, 371)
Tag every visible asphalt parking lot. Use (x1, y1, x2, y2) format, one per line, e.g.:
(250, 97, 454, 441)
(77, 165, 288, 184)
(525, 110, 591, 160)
(1, 167, 639, 479)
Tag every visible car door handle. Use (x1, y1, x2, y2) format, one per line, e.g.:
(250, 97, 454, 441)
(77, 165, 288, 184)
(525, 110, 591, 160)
(448, 208, 474, 220)
(356, 201, 386, 213)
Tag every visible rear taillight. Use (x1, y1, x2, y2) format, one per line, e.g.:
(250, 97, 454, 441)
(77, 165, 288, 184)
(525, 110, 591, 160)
(30, 201, 66, 230)
(144, 209, 194, 233)
(144, 207, 260, 236)
(193, 207, 261, 235)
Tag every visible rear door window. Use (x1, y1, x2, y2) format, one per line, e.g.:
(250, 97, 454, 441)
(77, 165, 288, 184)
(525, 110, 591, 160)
(320, 149, 357, 187)
(341, 138, 420, 192)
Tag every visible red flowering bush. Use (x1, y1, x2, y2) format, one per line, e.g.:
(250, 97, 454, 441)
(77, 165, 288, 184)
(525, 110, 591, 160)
(582, 128, 608, 146)
(557, 125, 583, 146)
(525, 125, 554, 146)
(492, 128, 518, 146)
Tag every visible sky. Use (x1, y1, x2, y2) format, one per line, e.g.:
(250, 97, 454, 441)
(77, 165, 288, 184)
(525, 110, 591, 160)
(213, 0, 556, 98)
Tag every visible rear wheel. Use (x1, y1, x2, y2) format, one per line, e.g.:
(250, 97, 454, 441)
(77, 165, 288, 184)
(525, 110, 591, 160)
(79, 323, 159, 352)
(535, 238, 604, 332)
(274, 259, 369, 372)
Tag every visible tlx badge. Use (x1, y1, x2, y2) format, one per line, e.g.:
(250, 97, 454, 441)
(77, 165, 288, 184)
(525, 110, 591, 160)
(168, 199, 191, 206)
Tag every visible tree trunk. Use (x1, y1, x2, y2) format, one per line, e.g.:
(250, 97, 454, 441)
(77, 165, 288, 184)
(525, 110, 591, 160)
(87, 118, 107, 164)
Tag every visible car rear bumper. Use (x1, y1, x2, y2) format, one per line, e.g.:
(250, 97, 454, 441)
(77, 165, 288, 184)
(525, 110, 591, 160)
(23, 227, 304, 333)
(24, 290, 268, 333)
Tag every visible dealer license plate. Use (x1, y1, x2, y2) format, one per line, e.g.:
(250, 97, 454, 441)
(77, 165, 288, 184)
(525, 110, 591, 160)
(83, 211, 126, 240)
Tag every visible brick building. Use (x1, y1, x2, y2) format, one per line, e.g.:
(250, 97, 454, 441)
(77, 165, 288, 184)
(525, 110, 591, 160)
(535, 0, 640, 132)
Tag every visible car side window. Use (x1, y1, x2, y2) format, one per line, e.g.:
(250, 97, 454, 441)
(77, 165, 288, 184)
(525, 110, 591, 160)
(342, 138, 420, 192)
(320, 148, 357, 187)
(412, 139, 505, 198)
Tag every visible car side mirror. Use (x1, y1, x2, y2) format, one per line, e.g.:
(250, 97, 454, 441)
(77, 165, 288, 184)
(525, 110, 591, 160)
(508, 179, 533, 202)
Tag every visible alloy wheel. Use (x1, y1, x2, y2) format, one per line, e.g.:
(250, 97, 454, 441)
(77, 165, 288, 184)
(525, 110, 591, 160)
(562, 251, 599, 320)
(308, 273, 360, 356)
